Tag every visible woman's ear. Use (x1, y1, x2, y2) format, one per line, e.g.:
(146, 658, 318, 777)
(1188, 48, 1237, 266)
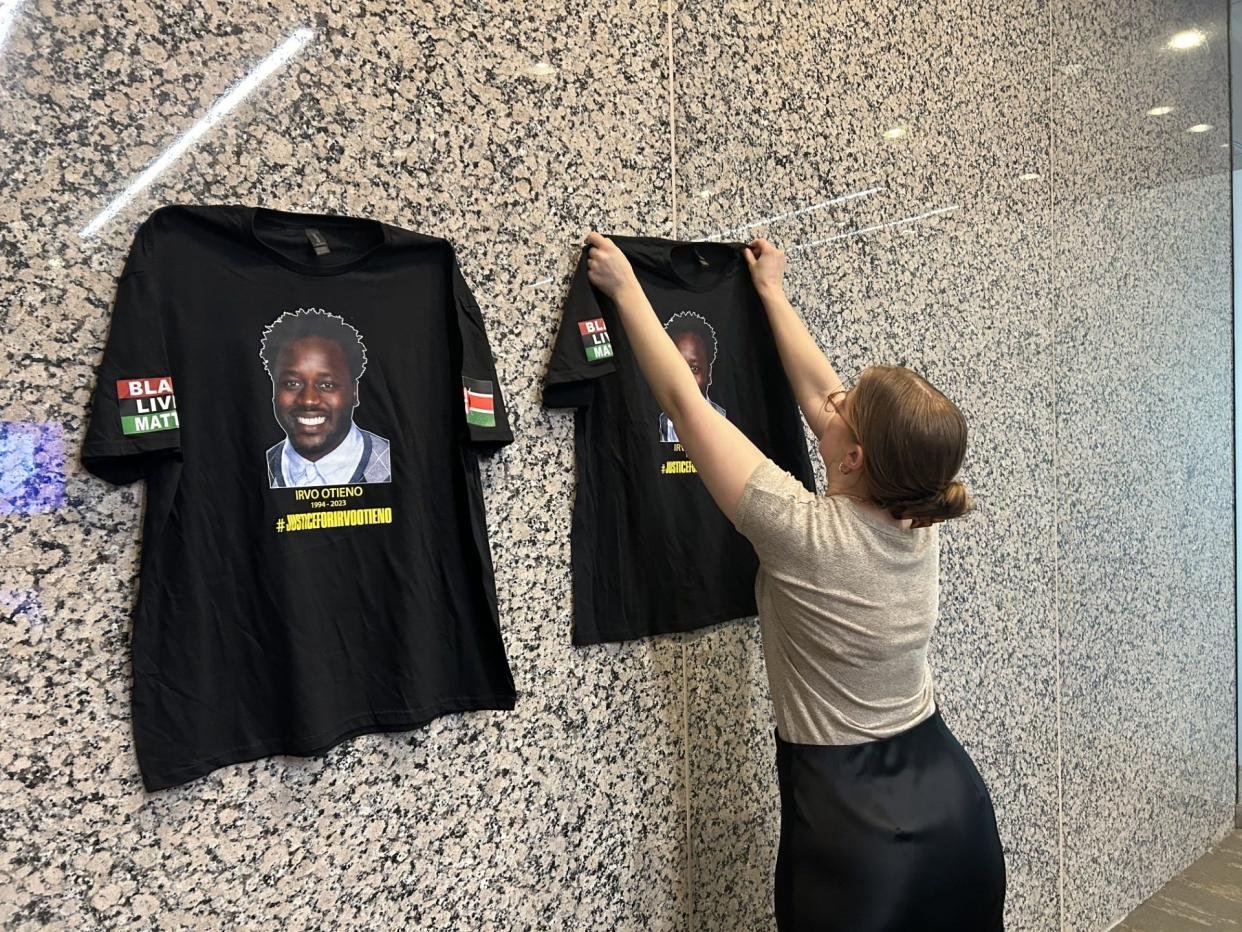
(845, 444, 865, 472)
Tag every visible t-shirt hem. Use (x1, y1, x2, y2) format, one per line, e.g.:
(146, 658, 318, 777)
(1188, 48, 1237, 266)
(82, 438, 180, 455)
(138, 694, 517, 792)
(774, 702, 940, 747)
(542, 369, 615, 408)
(467, 426, 515, 453)
(573, 602, 758, 645)
(544, 363, 616, 384)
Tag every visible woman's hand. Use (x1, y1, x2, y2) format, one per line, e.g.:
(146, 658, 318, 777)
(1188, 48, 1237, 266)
(743, 237, 786, 295)
(585, 232, 640, 300)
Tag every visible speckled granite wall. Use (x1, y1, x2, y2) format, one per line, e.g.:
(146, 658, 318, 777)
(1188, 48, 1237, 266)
(0, 1, 1232, 931)
(1053, 1, 1235, 928)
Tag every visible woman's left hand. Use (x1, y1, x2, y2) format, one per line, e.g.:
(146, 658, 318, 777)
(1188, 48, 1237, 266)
(585, 232, 639, 299)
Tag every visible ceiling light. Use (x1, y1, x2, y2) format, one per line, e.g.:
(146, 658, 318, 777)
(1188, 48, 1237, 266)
(1146, 106, 1174, 116)
(1167, 29, 1206, 50)
(1018, 172, 1041, 181)
(883, 126, 907, 140)
(1187, 123, 1214, 133)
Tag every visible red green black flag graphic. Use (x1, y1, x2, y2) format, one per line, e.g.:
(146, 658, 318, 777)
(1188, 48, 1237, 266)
(462, 376, 496, 427)
(579, 317, 612, 362)
(117, 376, 178, 435)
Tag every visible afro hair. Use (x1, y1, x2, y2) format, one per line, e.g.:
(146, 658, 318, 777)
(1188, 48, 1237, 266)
(259, 308, 367, 382)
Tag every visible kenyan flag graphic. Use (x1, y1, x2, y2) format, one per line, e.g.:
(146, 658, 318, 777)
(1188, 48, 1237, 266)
(462, 376, 496, 428)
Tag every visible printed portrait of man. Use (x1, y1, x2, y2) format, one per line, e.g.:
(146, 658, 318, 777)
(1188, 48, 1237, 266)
(259, 308, 392, 488)
(659, 311, 726, 443)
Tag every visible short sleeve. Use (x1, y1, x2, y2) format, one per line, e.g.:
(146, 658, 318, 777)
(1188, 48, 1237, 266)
(733, 457, 821, 565)
(452, 247, 514, 455)
(541, 246, 617, 409)
(81, 219, 181, 485)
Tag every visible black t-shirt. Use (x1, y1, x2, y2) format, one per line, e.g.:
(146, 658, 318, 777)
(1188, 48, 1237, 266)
(543, 236, 815, 645)
(83, 204, 517, 790)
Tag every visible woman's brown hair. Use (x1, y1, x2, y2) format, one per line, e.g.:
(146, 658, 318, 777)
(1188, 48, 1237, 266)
(836, 365, 972, 528)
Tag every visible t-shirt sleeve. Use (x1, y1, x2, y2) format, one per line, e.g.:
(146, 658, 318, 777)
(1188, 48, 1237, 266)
(733, 457, 822, 566)
(451, 247, 514, 455)
(81, 219, 181, 485)
(541, 246, 617, 409)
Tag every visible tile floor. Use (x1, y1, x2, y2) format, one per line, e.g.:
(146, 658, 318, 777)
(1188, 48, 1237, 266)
(1113, 831, 1242, 930)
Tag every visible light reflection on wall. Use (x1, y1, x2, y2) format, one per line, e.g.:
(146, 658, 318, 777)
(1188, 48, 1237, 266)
(0, 0, 25, 52)
(789, 204, 961, 252)
(700, 185, 885, 241)
(79, 26, 314, 238)
(0, 587, 43, 640)
(0, 422, 65, 514)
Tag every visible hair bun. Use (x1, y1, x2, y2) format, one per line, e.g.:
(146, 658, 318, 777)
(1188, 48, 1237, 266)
(938, 481, 971, 516)
(889, 480, 973, 527)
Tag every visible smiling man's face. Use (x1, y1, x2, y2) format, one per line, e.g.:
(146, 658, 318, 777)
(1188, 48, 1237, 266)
(272, 336, 358, 461)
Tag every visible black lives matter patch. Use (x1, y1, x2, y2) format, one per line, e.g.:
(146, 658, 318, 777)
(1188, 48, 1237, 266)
(117, 376, 178, 435)
(579, 317, 613, 362)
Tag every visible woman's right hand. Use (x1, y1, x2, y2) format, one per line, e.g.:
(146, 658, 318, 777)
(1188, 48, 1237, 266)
(585, 231, 640, 300)
(743, 238, 786, 294)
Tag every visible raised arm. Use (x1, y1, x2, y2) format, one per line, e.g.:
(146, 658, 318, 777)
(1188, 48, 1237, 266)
(584, 232, 764, 521)
(743, 238, 846, 439)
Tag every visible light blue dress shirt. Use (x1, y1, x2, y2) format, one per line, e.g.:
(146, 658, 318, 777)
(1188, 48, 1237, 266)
(281, 422, 365, 487)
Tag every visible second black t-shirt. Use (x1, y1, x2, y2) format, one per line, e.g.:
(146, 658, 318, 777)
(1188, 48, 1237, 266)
(543, 236, 815, 645)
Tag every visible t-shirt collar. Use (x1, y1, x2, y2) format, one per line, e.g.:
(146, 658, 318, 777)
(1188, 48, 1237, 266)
(281, 422, 365, 486)
(248, 206, 389, 276)
(663, 241, 743, 292)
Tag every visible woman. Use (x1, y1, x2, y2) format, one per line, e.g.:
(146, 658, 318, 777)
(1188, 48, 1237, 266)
(584, 232, 1006, 931)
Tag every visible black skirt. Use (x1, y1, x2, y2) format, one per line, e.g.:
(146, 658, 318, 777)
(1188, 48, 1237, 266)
(774, 708, 1006, 931)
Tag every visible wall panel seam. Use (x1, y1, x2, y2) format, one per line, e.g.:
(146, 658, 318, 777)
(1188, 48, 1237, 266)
(1049, 2, 1067, 928)
(666, 3, 693, 931)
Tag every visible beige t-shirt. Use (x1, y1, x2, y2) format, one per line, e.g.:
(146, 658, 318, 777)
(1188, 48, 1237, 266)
(734, 457, 939, 745)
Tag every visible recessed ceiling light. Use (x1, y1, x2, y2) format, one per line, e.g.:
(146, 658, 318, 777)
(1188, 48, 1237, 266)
(883, 126, 907, 140)
(1147, 106, 1174, 116)
(1187, 123, 1214, 133)
(1167, 29, 1206, 50)
(1018, 172, 1041, 181)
